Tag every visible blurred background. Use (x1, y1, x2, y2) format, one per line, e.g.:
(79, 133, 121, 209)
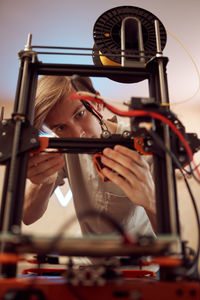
(1, 0, 200, 105)
(0, 0, 200, 261)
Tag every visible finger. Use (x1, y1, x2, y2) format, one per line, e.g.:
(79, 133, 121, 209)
(102, 148, 147, 182)
(114, 145, 149, 168)
(27, 154, 64, 178)
(102, 166, 154, 209)
(29, 161, 63, 184)
(28, 152, 63, 169)
(102, 166, 132, 190)
(27, 158, 64, 184)
(101, 155, 140, 187)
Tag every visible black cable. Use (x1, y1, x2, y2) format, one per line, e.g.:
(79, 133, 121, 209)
(149, 129, 200, 279)
(70, 75, 103, 123)
(182, 177, 200, 277)
(46, 209, 130, 256)
(70, 75, 109, 133)
(184, 159, 200, 184)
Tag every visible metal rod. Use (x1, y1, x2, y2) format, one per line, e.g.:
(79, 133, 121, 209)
(24, 33, 32, 51)
(0, 107, 4, 120)
(32, 45, 94, 50)
(36, 51, 148, 58)
(121, 17, 145, 66)
(154, 20, 168, 103)
(48, 135, 134, 153)
(154, 19, 179, 236)
(1, 121, 22, 234)
(38, 63, 150, 78)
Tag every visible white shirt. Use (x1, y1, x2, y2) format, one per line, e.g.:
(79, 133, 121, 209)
(56, 117, 155, 239)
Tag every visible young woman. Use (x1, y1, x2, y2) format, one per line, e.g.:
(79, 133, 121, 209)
(24, 76, 156, 238)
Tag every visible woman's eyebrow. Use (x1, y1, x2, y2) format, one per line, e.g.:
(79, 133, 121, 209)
(72, 103, 84, 117)
(50, 123, 64, 130)
(49, 104, 84, 129)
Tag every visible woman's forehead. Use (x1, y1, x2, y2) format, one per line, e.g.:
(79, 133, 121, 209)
(58, 93, 81, 109)
(46, 96, 82, 122)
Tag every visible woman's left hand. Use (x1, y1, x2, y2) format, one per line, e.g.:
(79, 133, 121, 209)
(101, 145, 156, 215)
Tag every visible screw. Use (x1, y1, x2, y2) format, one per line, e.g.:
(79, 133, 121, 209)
(122, 131, 131, 138)
(179, 155, 185, 163)
(1, 120, 7, 125)
(146, 139, 153, 146)
(30, 138, 37, 144)
(11, 225, 20, 234)
(101, 130, 111, 139)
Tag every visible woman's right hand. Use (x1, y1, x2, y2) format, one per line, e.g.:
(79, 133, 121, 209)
(27, 152, 65, 185)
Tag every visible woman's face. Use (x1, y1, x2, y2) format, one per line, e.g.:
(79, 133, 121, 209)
(45, 93, 102, 138)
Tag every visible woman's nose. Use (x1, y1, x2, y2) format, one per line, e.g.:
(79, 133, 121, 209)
(80, 131, 86, 138)
(70, 125, 86, 138)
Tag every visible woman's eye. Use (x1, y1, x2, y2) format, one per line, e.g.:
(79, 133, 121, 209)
(75, 110, 85, 119)
(56, 125, 65, 132)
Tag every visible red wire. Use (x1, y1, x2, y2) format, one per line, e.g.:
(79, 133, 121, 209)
(70, 93, 200, 180)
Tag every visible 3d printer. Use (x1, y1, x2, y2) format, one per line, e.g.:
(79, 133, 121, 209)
(0, 6, 200, 300)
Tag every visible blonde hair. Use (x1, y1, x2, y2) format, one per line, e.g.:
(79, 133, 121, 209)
(34, 75, 95, 129)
